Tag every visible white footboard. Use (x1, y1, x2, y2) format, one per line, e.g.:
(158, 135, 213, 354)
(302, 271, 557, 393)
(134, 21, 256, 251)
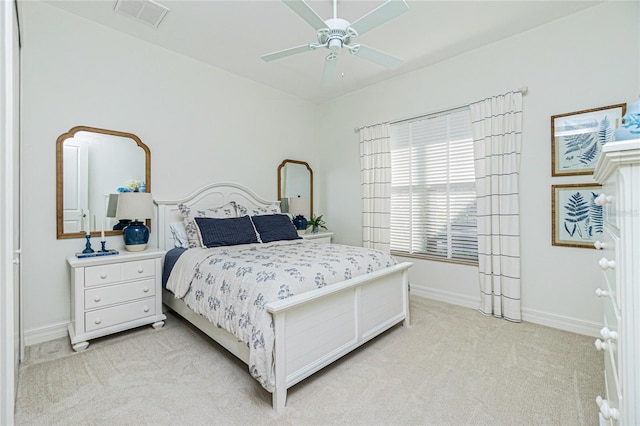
(266, 261, 412, 412)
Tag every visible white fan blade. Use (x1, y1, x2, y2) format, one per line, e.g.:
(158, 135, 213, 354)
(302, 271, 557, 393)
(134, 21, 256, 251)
(349, 0, 408, 36)
(261, 44, 314, 62)
(350, 44, 403, 70)
(321, 52, 338, 87)
(282, 0, 327, 31)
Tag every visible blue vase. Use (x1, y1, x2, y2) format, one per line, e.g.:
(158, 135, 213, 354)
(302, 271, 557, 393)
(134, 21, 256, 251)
(122, 221, 149, 251)
(292, 215, 307, 231)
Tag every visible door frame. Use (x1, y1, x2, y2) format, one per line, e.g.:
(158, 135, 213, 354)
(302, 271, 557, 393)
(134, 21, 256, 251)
(1, 1, 21, 424)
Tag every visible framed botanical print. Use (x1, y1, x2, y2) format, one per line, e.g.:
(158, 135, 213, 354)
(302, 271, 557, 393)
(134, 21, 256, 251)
(551, 103, 626, 176)
(552, 183, 603, 248)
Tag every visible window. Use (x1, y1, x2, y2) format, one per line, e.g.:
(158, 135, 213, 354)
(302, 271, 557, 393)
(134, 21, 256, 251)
(389, 107, 478, 263)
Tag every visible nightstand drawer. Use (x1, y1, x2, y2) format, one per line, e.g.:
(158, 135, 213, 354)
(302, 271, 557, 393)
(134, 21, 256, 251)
(84, 263, 122, 286)
(85, 297, 156, 332)
(84, 259, 155, 287)
(301, 232, 334, 244)
(123, 259, 155, 281)
(309, 236, 331, 244)
(84, 278, 156, 310)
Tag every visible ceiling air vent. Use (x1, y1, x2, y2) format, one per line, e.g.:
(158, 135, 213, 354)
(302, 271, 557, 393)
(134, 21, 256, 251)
(114, 0, 170, 28)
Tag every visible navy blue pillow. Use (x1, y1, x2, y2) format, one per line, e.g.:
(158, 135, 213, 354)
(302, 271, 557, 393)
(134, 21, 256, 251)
(194, 216, 259, 248)
(251, 214, 301, 243)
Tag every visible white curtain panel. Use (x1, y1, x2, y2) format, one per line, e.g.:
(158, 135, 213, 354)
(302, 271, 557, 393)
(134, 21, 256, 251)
(470, 92, 523, 322)
(359, 123, 391, 253)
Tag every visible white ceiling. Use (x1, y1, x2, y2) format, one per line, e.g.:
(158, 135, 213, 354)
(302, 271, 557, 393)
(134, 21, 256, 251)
(44, 0, 600, 103)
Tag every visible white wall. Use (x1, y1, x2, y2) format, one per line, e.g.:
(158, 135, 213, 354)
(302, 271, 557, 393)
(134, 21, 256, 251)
(317, 1, 639, 335)
(20, 1, 318, 343)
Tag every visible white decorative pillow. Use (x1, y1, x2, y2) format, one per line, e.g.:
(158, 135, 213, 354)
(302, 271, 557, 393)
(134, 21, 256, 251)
(178, 201, 237, 248)
(169, 222, 189, 249)
(235, 202, 281, 217)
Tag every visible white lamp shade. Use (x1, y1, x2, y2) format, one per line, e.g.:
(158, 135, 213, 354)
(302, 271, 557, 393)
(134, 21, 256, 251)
(289, 196, 309, 218)
(115, 192, 153, 221)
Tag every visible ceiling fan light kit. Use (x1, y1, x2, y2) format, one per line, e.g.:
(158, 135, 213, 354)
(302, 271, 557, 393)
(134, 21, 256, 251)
(262, 0, 409, 86)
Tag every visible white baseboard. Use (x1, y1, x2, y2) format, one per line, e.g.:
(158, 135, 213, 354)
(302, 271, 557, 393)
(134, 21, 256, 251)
(410, 284, 480, 310)
(410, 283, 602, 337)
(520, 308, 601, 338)
(24, 321, 69, 346)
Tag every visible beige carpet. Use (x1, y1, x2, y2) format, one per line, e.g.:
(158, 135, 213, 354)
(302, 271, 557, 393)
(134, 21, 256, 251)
(16, 297, 602, 425)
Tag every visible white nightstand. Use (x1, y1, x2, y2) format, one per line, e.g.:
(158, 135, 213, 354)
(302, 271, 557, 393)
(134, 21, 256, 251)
(301, 231, 334, 244)
(67, 249, 167, 352)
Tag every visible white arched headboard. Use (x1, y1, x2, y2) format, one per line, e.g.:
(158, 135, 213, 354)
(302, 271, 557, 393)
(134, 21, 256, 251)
(154, 182, 278, 250)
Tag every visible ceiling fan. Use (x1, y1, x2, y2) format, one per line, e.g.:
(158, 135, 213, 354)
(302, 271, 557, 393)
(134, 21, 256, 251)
(261, 0, 409, 86)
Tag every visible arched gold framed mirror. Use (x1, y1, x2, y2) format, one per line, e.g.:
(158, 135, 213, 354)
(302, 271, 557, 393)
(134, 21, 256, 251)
(56, 126, 151, 239)
(277, 159, 313, 220)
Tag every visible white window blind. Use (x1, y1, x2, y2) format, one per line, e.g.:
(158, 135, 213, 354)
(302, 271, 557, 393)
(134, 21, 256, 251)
(390, 107, 478, 263)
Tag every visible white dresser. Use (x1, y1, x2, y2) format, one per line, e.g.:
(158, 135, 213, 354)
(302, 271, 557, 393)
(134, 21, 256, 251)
(593, 139, 640, 425)
(67, 249, 166, 351)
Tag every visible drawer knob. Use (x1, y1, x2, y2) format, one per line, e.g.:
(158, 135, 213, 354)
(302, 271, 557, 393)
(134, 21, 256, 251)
(94, 318, 102, 325)
(596, 396, 619, 420)
(94, 296, 101, 303)
(595, 288, 610, 297)
(594, 339, 609, 351)
(143, 306, 150, 313)
(598, 257, 616, 270)
(594, 240, 608, 250)
(594, 194, 613, 206)
(100, 272, 108, 279)
(137, 267, 144, 273)
(143, 287, 149, 293)
(600, 327, 618, 341)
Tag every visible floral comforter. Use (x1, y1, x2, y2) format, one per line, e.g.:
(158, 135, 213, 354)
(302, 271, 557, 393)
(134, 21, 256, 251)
(165, 240, 397, 392)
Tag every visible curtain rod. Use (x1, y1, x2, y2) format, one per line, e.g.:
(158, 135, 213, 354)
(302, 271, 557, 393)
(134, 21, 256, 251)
(354, 85, 529, 133)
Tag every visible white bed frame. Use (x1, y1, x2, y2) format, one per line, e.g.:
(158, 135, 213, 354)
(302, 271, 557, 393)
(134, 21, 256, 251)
(155, 182, 412, 412)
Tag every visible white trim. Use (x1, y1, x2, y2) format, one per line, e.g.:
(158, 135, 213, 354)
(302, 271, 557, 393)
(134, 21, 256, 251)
(410, 283, 479, 310)
(410, 283, 602, 337)
(521, 307, 601, 338)
(23, 321, 69, 347)
(1, 1, 19, 424)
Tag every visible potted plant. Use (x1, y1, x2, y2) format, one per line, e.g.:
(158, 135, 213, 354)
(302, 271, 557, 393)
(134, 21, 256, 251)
(307, 215, 327, 234)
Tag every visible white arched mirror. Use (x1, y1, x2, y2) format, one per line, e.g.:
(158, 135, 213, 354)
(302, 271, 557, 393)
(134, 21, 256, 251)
(56, 126, 150, 239)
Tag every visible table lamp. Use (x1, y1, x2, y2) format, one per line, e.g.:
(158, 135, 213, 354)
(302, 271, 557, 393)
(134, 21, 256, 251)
(115, 192, 153, 251)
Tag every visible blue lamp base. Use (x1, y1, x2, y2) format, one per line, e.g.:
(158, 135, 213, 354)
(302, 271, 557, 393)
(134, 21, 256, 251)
(122, 221, 150, 252)
(292, 215, 307, 231)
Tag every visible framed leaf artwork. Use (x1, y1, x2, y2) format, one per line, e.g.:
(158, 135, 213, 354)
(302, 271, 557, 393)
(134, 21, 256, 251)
(551, 103, 626, 176)
(552, 184, 603, 248)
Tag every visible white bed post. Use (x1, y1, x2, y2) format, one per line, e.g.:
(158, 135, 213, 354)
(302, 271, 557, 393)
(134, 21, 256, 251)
(402, 271, 411, 328)
(272, 312, 287, 412)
